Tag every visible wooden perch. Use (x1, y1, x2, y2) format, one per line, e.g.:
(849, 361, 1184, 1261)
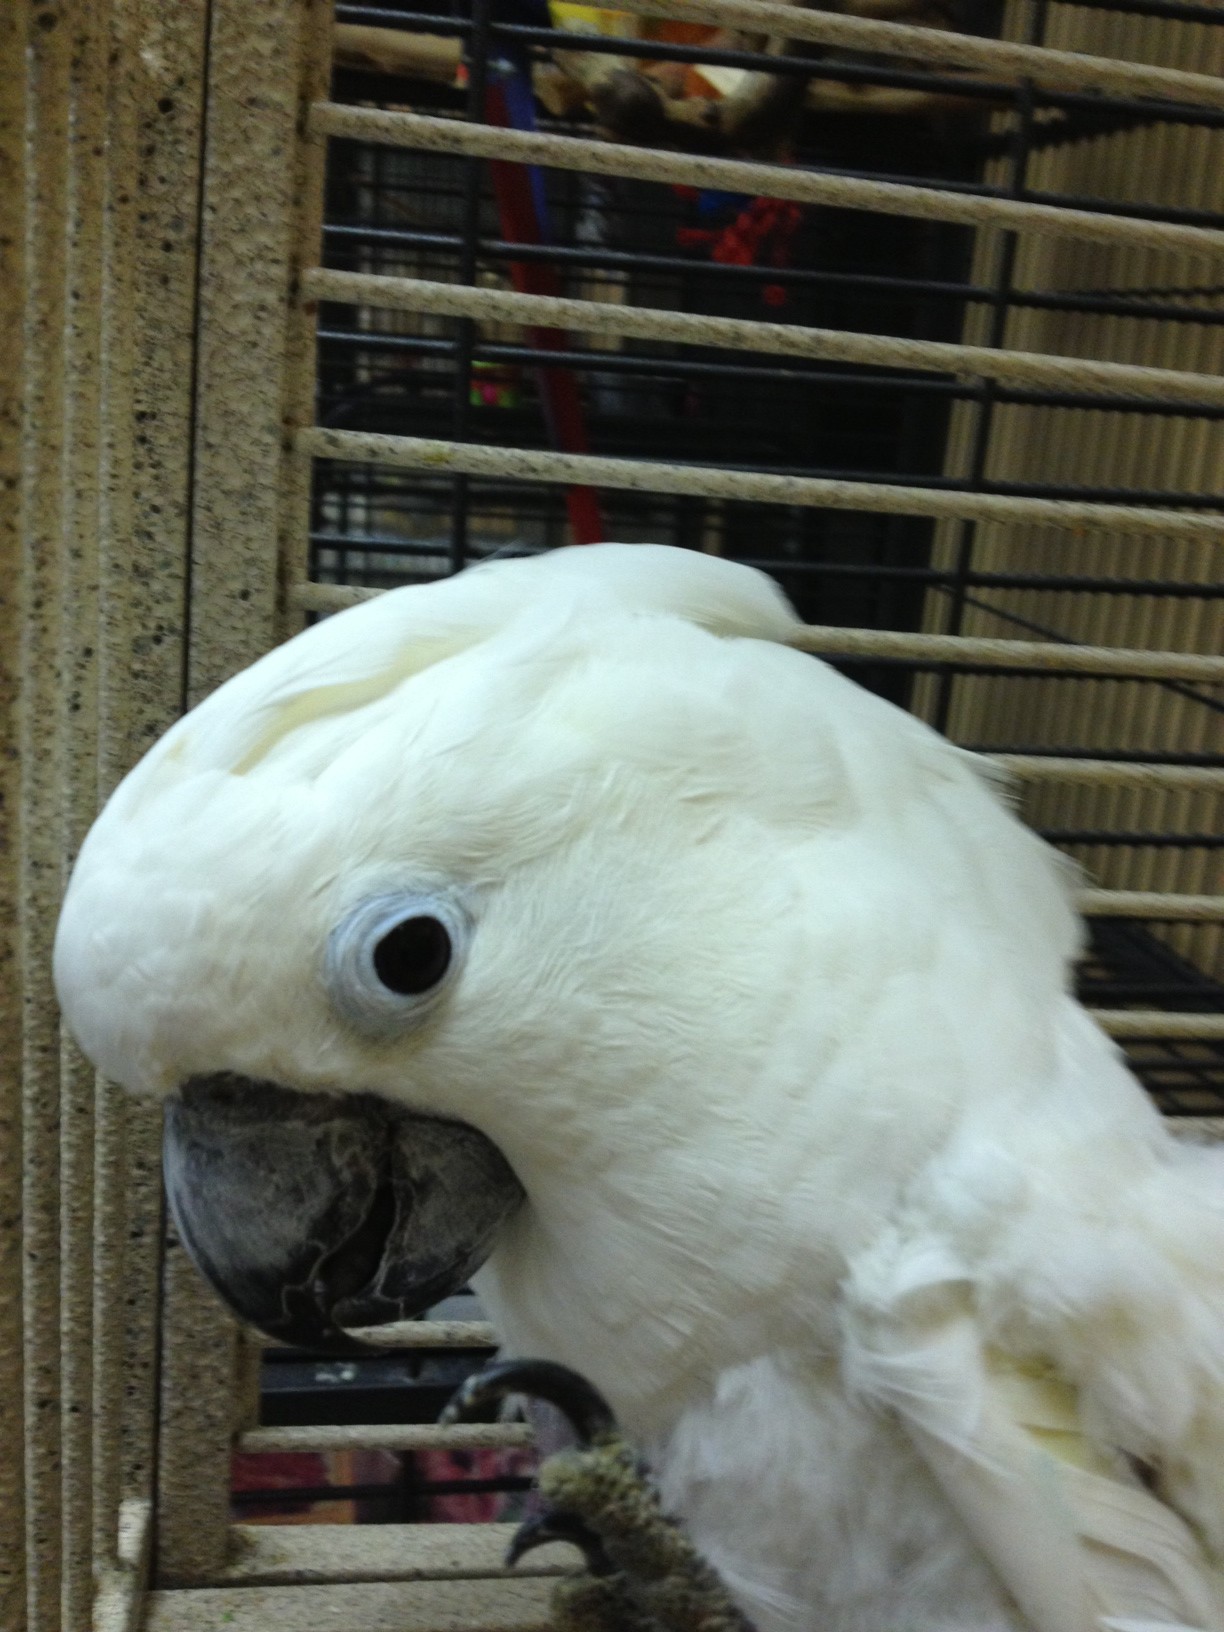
(335, 23, 462, 86)
(335, 4, 996, 159)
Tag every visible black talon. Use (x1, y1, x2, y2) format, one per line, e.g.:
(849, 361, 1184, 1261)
(441, 1358, 619, 1446)
(507, 1509, 618, 1576)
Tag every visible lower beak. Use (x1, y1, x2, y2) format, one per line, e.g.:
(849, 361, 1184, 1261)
(162, 1074, 524, 1353)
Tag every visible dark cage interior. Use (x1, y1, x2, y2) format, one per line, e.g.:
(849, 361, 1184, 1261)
(315, 86, 985, 684)
(243, 0, 1224, 1524)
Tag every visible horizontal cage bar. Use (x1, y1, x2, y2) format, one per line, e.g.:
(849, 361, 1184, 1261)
(309, 106, 1224, 259)
(1078, 893, 1224, 920)
(296, 429, 1224, 541)
(788, 628, 1224, 683)
(991, 758, 1224, 790)
(591, 0, 1224, 110)
(303, 269, 1224, 411)
(317, 327, 1224, 423)
(239, 1422, 536, 1454)
(335, 4, 1224, 119)
(322, 223, 1224, 328)
(1091, 1013, 1224, 1040)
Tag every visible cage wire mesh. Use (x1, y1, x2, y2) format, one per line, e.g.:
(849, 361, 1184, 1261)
(3, 0, 1224, 1627)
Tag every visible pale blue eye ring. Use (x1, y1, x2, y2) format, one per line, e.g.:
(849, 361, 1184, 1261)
(324, 892, 470, 1037)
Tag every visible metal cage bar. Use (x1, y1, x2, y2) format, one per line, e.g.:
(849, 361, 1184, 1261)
(564, 0, 1224, 109)
(297, 427, 1224, 540)
(303, 267, 1224, 408)
(311, 104, 1224, 257)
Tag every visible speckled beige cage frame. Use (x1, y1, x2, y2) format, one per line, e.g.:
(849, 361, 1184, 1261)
(0, 1, 1221, 1629)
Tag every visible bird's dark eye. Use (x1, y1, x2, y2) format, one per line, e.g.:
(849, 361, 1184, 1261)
(324, 890, 470, 1037)
(373, 915, 452, 996)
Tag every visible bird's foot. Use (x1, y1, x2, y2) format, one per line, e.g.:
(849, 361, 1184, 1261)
(442, 1358, 756, 1632)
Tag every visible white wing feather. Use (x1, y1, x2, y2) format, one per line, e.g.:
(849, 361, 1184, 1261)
(844, 1238, 1224, 1632)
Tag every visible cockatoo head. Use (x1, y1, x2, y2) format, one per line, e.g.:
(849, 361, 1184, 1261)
(54, 545, 1079, 1378)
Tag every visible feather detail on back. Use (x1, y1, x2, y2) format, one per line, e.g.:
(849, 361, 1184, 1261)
(843, 1238, 1224, 1632)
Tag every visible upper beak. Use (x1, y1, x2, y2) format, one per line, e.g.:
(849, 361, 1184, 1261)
(162, 1074, 524, 1353)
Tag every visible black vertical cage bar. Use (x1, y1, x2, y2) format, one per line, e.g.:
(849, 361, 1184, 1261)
(932, 0, 1048, 735)
(449, 0, 494, 572)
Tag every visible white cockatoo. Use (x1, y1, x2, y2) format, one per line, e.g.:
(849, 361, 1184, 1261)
(54, 544, 1224, 1632)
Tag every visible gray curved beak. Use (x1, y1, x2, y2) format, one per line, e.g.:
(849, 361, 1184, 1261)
(163, 1074, 524, 1352)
